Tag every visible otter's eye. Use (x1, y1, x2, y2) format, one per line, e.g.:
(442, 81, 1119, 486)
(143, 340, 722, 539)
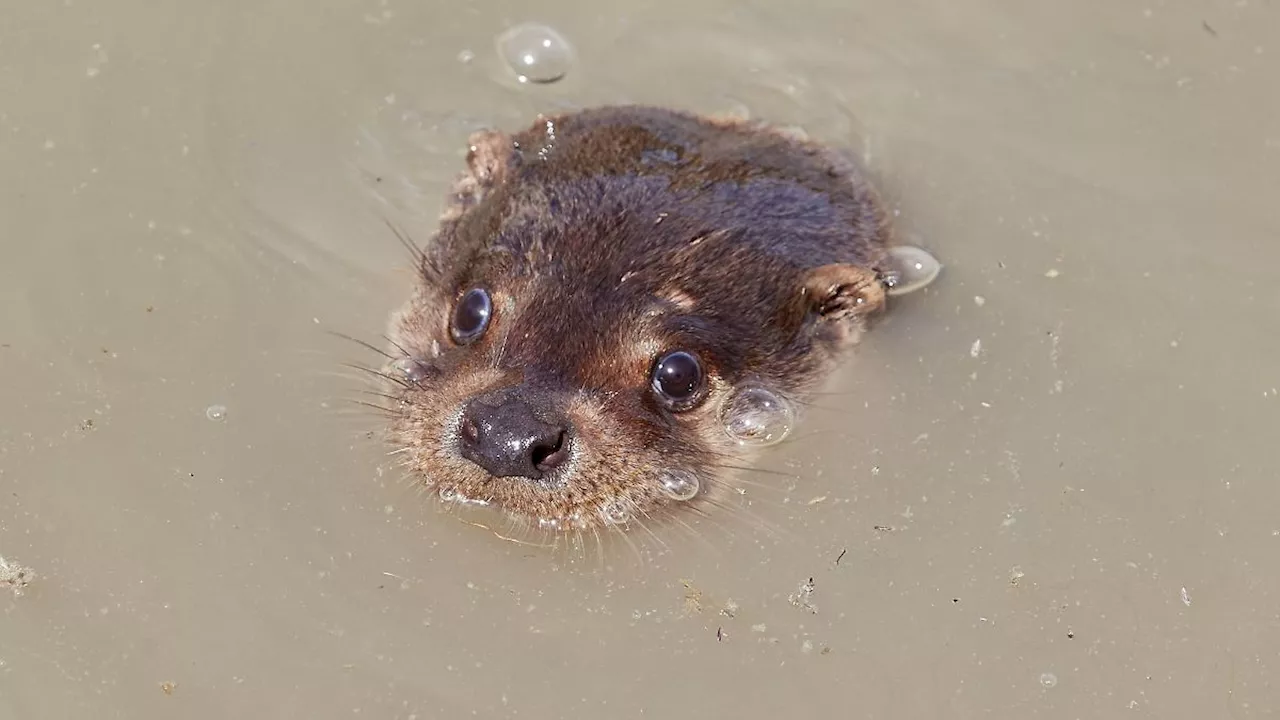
(651, 350, 705, 410)
(450, 288, 492, 344)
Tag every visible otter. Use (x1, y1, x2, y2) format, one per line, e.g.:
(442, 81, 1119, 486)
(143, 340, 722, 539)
(381, 105, 937, 534)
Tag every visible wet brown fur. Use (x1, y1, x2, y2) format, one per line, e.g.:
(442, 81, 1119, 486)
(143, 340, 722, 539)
(386, 105, 896, 534)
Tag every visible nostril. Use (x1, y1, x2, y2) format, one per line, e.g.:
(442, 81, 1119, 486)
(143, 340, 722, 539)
(530, 430, 569, 472)
(460, 416, 481, 447)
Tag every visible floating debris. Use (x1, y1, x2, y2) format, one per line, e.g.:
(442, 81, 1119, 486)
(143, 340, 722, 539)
(0, 556, 35, 596)
(788, 577, 818, 614)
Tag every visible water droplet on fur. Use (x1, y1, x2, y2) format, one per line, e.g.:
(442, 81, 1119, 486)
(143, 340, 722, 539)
(538, 517, 561, 530)
(659, 470, 700, 501)
(882, 245, 942, 296)
(205, 404, 227, 422)
(599, 501, 631, 526)
(496, 23, 574, 84)
(389, 357, 430, 384)
(720, 385, 795, 446)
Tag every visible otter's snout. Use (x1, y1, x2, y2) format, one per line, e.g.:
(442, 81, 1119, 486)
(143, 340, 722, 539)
(457, 388, 571, 480)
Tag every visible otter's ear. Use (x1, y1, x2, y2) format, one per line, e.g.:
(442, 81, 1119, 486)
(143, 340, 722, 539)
(465, 129, 517, 187)
(802, 263, 887, 322)
(445, 130, 518, 217)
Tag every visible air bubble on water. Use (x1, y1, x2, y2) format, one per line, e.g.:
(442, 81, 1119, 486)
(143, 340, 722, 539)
(720, 385, 795, 447)
(882, 245, 942, 296)
(205, 404, 227, 422)
(715, 98, 753, 122)
(659, 470, 700, 501)
(1039, 672, 1058, 688)
(438, 487, 457, 502)
(599, 501, 631, 526)
(496, 23, 575, 84)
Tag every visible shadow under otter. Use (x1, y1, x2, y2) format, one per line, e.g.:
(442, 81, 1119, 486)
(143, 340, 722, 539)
(382, 105, 939, 535)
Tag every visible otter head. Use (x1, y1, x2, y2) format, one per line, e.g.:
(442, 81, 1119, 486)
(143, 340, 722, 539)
(383, 107, 929, 534)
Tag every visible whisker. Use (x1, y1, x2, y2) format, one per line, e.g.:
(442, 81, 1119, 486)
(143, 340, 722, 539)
(701, 461, 798, 480)
(348, 399, 404, 417)
(698, 444, 797, 473)
(459, 518, 554, 548)
(339, 362, 412, 389)
(381, 333, 415, 360)
(358, 390, 408, 404)
(613, 522, 645, 565)
(701, 475, 779, 497)
(782, 426, 861, 445)
(312, 367, 388, 386)
(591, 527, 605, 568)
(490, 321, 513, 371)
(326, 330, 396, 361)
(786, 397, 854, 413)
(695, 488, 788, 540)
(665, 512, 724, 556)
(326, 407, 392, 423)
(803, 388, 867, 400)
(383, 217, 426, 266)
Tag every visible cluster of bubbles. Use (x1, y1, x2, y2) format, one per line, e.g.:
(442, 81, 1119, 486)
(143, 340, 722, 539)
(595, 385, 798, 520)
(598, 471, 700, 526)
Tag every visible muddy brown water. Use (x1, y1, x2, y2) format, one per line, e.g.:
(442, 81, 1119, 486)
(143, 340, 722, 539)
(2, 1, 1278, 717)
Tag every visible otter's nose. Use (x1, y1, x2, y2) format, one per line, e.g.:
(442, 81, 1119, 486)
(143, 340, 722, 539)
(457, 393, 570, 480)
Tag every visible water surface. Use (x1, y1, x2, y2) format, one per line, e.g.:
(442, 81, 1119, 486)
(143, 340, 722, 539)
(2, 1, 1277, 717)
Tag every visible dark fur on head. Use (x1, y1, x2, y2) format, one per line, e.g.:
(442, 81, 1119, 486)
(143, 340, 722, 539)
(386, 105, 897, 534)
